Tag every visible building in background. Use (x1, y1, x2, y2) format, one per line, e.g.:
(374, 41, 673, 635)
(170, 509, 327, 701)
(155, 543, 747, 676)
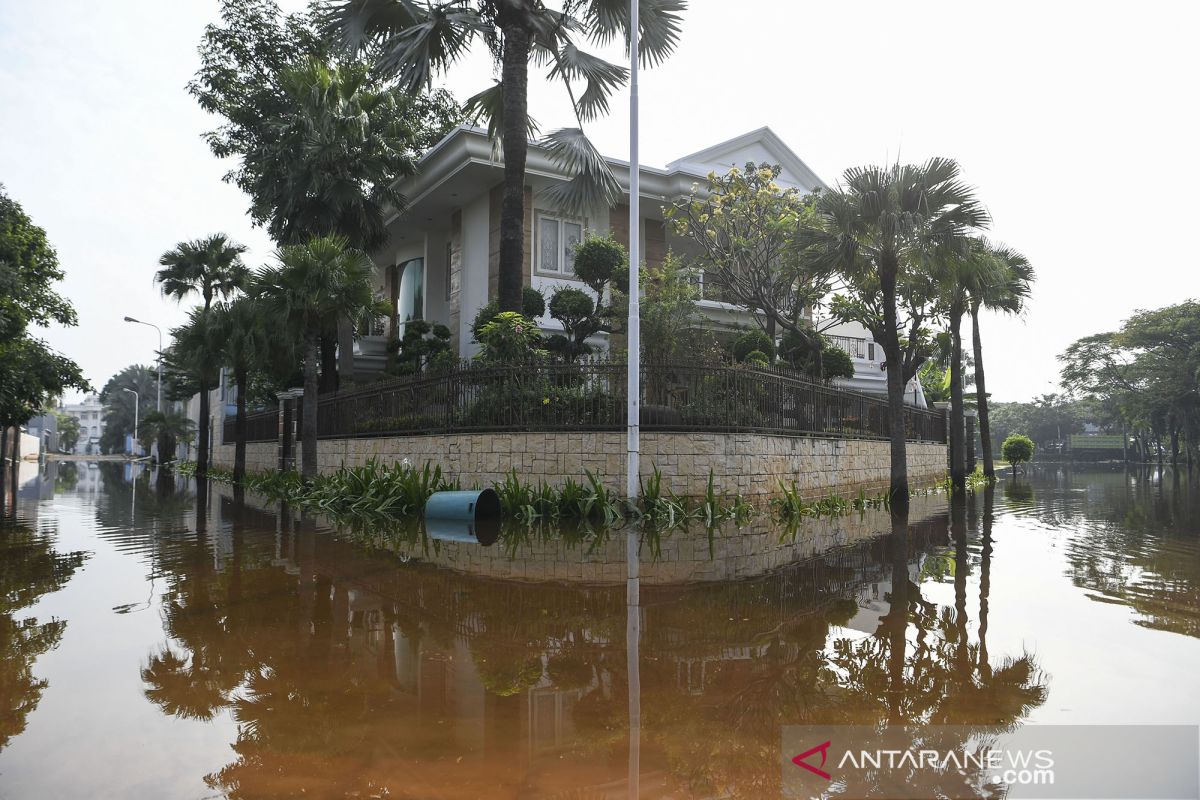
(59, 394, 105, 455)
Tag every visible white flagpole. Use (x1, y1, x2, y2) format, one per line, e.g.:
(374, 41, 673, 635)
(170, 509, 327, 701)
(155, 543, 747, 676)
(625, 0, 641, 502)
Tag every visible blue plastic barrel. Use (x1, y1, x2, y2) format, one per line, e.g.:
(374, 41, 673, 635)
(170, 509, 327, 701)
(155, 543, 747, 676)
(425, 488, 501, 546)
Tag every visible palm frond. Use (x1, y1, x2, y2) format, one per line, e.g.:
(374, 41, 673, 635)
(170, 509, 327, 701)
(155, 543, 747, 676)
(538, 127, 621, 216)
(581, 0, 686, 67)
(463, 82, 540, 155)
(548, 41, 628, 122)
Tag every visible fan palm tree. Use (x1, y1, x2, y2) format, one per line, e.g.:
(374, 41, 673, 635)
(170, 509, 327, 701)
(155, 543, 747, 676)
(251, 236, 375, 480)
(207, 297, 272, 482)
(324, 0, 685, 313)
(163, 310, 225, 478)
(140, 410, 195, 465)
(156, 234, 249, 313)
(156, 235, 248, 477)
(937, 239, 1006, 493)
(801, 160, 989, 509)
(966, 243, 1034, 478)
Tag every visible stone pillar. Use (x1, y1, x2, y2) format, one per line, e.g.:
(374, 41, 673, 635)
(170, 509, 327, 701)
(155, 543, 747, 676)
(278, 392, 300, 473)
(933, 401, 951, 470)
(965, 409, 978, 473)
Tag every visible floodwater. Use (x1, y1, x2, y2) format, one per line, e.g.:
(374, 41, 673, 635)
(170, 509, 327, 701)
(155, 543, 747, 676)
(0, 461, 1197, 799)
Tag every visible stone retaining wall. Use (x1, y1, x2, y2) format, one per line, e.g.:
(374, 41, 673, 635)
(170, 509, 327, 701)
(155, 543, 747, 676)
(214, 432, 945, 499)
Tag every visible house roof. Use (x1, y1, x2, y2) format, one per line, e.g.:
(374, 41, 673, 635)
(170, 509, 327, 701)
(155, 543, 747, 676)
(665, 127, 827, 191)
(385, 125, 826, 225)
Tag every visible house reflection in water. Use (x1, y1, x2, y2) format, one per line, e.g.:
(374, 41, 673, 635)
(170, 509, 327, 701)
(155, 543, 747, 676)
(116, 476, 1047, 798)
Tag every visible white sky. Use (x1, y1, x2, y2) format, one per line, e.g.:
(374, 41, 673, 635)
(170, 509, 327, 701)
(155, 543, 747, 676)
(1, 0, 1196, 403)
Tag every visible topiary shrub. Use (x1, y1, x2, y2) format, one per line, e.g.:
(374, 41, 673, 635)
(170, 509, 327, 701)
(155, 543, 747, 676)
(572, 235, 628, 295)
(547, 287, 600, 361)
(733, 329, 775, 363)
(742, 349, 771, 368)
(470, 288, 546, 342)
(1001, 433, 1034, 475)
(820, 345, 855, 381)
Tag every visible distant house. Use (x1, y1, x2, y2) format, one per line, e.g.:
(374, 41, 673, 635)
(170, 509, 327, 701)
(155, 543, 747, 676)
(345, 124, 924, 406)
(59, 394, 105, 455)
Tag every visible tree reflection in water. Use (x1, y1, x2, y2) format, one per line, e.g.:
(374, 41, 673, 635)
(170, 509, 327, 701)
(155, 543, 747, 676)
(119, 479, 1063, 799)
(0, 509, 87, 750)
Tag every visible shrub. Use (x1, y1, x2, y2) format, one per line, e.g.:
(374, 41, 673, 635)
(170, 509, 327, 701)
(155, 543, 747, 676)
(475, 312, 544, 361)
(470, 288, 546, 341)
(388, 318, 452, 375)
(733, 329, 775, 363)
(1001, 433, 1034, 473)
(547, 287, 599, 360)
(743, 349, 770, 368)
(572, 234, 628, 295)
(820, 346, 855, 381)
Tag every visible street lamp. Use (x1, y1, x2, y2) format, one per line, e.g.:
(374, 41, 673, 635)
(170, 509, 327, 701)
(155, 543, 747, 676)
(122, 387, 139, 457)
(124, 316, 162, 412)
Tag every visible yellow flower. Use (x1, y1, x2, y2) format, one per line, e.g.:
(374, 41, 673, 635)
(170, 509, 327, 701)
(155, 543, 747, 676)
(543, 397, 550, 405)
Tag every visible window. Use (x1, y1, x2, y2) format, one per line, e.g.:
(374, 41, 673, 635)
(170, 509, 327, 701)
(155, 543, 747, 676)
(394, 257, 424, 338)
(535, 213, 583, 276)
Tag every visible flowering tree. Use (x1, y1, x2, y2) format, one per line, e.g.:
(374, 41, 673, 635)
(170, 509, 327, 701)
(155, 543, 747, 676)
(667, 163, 840, 370)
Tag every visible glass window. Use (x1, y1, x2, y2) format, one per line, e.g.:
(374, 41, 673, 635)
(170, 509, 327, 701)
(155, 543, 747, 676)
(395, 257, 424, 339)
(538, 214, 559, 273)
(563, 221, 582, 274)
(536, 213, 585, 275)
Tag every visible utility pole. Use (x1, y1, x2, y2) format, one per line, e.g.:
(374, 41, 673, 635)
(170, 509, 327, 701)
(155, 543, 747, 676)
(625, 0, 641, 502)
(122, 388, 139, 456)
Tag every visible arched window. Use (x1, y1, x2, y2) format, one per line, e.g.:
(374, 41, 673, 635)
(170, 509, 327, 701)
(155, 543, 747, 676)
(392, 257, 425, 337)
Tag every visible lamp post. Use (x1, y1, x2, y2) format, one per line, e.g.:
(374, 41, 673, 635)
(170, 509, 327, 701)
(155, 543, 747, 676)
(626, 0, 641, 502)
(122, 388, 139, 457)
(124, 316, 162, 412)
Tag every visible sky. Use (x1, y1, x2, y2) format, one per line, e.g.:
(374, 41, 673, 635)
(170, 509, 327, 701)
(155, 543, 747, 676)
(1, 0, 1196, 404)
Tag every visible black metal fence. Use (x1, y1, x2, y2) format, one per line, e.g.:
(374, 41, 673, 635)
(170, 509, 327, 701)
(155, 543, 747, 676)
(305, 357, 945, 443)
(222, 409, 278, 444)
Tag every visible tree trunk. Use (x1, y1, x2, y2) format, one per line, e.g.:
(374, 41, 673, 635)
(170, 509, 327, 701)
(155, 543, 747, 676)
(949, 297, 966, 494)
(879, 252, 910, 512)
(234, 364, 248, 484)
(971, 303, 995, 479)
(301, 329, 320, 481)
(497, 16, 532, 313)
(319, 324, 339, 394)
(197, 378, 210, 479)
(1170, 422, 1179, 467)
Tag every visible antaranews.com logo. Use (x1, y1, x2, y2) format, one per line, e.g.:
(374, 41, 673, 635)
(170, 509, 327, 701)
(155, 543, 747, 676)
(782, 725, 1198, 799)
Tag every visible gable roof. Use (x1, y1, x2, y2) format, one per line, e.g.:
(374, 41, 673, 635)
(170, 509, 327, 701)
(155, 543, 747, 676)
(665, 126, 827, 191)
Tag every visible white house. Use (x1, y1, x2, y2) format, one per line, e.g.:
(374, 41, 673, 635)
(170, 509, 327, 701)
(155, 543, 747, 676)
(358, 125, 925, 406)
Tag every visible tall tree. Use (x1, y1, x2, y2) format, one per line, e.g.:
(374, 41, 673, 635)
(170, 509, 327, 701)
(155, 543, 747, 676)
(668, 163, 841, 371)
(208, 297, 269, 482)
(936, 239, 1006, 493)
(324, 0, 686, 313)
(801, 160, 989, 510)
(0, 185, 87, 454)
(156, 235, 248, 477)
(964, 242, 1034, 479)
(98, 365, 158, 455)
(191, 1, 459, 391)
(251, 236, 376, 480)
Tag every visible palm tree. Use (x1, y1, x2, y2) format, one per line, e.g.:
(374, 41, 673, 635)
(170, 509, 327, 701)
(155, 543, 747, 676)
(163, 310, 225, 478)
(938, 239, 1005, 493)
(140, 410, 195, 465)
(966, 243, 1034, 479)
(251, 236, 375, 480)
(801, 160, 988, 510)
(208, 298, 270, 483)
(156, 235, 249, 313)
(324, 0, 685, 313)
(156, 235, 248, 477)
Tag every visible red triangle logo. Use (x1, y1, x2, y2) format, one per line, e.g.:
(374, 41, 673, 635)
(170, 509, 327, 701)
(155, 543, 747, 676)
(792, 740, 832, 780)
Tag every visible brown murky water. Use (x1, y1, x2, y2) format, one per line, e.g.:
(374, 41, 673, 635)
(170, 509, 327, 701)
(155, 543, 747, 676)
(0, 462, 1197, 798)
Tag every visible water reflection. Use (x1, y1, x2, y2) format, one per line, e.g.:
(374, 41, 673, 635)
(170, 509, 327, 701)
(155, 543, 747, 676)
(0, 502, 88, 751)
(0, 464, 1197, 798)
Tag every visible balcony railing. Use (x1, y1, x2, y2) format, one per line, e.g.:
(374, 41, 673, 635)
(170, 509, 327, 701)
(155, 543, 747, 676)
(826, 335, 875, 361)
(265, 357, 946, 444)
